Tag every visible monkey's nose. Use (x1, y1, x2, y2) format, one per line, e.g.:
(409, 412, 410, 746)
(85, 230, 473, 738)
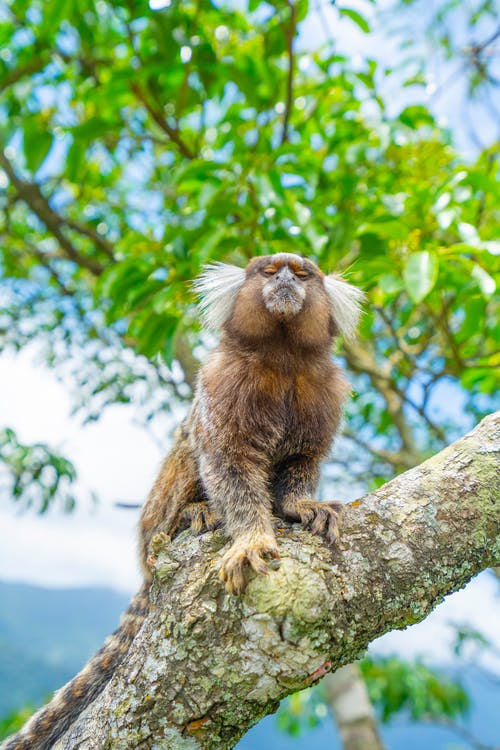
(275, 266, 294, 282)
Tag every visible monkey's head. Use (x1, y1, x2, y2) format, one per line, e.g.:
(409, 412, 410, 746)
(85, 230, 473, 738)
(193, 253, 364, 346)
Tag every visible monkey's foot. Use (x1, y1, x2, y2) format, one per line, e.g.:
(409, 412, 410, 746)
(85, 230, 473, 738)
(180, 502, 221, 534)
(219, 533, 280, 595)
(283, 499, 342, 544)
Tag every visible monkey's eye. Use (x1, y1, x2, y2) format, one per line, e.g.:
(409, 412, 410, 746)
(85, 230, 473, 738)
(295, 270, 309, 278)
(263, 267, 277, 276)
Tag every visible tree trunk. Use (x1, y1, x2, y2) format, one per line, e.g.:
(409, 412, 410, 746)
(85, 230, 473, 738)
(324, 665, 386, 750)
(46, 412, 499, 749)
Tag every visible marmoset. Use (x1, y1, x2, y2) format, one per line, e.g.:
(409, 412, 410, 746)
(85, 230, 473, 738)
(141, 252, 363, 593)
(3, 253, 363, 750)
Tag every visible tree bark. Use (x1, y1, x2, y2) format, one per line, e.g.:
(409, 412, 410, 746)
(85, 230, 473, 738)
(53, 412, 499, 750)
(324, 665, 386, 750)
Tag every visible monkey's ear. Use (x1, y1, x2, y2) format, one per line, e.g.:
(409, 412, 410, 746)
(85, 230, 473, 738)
(323, 274, 365, 341)
(192, 262, 246, 330)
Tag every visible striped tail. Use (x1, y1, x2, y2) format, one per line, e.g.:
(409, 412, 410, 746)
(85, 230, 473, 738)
(1, 583, 150, 750)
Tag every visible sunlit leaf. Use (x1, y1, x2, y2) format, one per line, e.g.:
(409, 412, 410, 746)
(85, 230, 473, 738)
(403, 251, 439, 303)
(471, 264, 496, 297)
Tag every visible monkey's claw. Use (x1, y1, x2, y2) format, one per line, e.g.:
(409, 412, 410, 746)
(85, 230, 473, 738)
(219, 534, 280, 595)
(181, 502, 220, 534)
(285, 500, 343, 544)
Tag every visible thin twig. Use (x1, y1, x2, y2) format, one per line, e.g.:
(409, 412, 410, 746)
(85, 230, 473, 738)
(130, 83, 195, 160)
(342, 427, 418, 469)
(64, 217, 115, 260)
(281, 1, 297, 145)
(0, 56, 50, 93)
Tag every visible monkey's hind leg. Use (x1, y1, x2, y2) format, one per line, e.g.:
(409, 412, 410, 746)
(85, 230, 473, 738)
(139, 434, 205, 576)
(178, 501, 221, 534)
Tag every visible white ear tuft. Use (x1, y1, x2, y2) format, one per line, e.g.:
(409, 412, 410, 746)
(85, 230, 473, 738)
(192, 262, 246, 330)
(323, 274, 365, 341)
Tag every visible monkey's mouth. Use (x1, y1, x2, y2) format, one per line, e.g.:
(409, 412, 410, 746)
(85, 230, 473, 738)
(263, 282, 305, 318)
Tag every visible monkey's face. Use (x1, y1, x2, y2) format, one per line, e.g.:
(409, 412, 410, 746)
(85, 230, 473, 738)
(249, 254, 322, 320)
(222, 253, 336, 346)
(194, 252, 363, 344)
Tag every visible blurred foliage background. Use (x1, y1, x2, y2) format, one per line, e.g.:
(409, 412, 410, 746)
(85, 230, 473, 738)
(0, 0, 499, 748)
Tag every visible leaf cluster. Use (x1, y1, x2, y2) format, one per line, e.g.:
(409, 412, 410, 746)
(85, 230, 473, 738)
(360, 656, 469, 723)
(0, 427, 78, 513)
(277, 655, 470, 737)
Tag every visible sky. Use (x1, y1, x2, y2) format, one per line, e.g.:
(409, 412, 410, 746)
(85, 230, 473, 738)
(1, 1, 499, 669)
(0, 346, 158, 593)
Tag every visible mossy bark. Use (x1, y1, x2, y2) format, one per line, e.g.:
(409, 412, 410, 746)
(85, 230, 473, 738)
(54, 413, 499, 750)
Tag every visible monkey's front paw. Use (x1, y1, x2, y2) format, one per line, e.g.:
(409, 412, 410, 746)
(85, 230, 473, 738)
(285, 500, 343, 544)
(219, 534, 280, 595)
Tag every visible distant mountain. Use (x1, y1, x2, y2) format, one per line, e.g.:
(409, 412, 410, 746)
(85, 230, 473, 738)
(0, 581, 128, 716)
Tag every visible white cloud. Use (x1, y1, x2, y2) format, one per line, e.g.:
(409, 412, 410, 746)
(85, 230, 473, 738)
(0, 349, 165, 594)
(0, 505, 141, 594)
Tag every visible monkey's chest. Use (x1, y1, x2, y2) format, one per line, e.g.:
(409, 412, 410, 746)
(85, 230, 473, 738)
(268, 384, 335, 460)
(199, 367, 340, 458)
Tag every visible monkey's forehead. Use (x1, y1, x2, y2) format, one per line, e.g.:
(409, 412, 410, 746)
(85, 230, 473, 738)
(246, 253, 322, 276)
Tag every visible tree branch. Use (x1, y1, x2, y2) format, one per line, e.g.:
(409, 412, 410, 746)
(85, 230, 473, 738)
(0, 150, 105, 275)
(0, 56, 50, 92)
(130, 83, 196, 160)
(174, 335, 200, 391)
(281, 0, 297, 145)
(324, 664, 386, 750)
(342, 427, 417, 470)
(63, 217, 115, 261)
(43, 412, 499, 750)
(343, 341, 422, 462)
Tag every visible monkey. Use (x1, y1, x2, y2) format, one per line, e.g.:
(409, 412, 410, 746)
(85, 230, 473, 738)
(140, 253, 363, 594)
(2, 252, 363, 750)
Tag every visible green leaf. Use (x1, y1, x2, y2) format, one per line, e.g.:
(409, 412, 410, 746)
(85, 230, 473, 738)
(339, 8, 371, 33)
(162, 316, 180, 366)
(403, 251, 438, 303)
(71, 118, 114, 140)
(361, 656, 469, 723)
(456, 297, 485, 341)
(66, 140, 86, 183)
(42, 0, 72, 32)
(380, 274, 404, 294)
(399, 105, 435, 129)
(357, 219, 408, 241)
(23, 126, 52, 173)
